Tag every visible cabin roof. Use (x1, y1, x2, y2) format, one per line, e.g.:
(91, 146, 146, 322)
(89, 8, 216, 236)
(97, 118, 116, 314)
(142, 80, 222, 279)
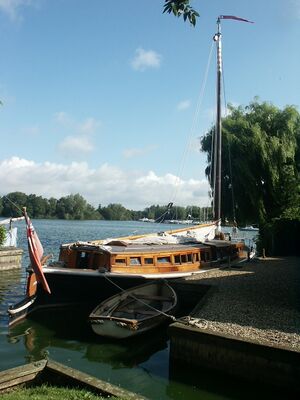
(64, 242, 211, 255)
(108, 243, 210, 255)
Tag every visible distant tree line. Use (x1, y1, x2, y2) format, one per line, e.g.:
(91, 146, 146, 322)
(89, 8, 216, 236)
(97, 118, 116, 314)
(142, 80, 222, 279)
(0, 192, 211, 222)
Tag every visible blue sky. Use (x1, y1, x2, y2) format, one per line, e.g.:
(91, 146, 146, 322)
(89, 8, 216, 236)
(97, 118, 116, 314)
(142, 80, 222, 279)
(0, 0, 299, 209)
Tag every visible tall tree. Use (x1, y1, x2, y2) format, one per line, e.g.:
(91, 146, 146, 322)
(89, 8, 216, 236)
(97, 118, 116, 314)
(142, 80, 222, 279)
(201, 100, 300, 225)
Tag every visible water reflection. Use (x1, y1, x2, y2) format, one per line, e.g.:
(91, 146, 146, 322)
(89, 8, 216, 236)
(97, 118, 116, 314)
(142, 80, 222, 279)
(0, 221, 266, 399)
(0, 269, 25, 327)
(8, 307, 169, 370)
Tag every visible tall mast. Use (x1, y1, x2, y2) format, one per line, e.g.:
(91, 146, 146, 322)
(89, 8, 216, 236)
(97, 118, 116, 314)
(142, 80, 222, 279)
(213, 17, 222, 224)
(212, 15, 253, 227)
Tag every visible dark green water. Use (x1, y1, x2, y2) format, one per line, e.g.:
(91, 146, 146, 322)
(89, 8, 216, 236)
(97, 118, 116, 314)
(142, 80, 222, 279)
(0, 220, 280, 399)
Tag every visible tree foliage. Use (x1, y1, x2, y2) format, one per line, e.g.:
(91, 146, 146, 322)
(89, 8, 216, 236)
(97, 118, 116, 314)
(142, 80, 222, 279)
(0, 192, 210, 222)
(0, 192, 100, 220)
(163, 0, 199, 26)
(98, 203, 133, 221)
(0, 225, 6, 246)
(201, 100, 300, 225)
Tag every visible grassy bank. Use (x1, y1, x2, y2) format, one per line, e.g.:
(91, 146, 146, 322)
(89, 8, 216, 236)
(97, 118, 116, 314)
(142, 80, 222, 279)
(1, 384, 120, 400)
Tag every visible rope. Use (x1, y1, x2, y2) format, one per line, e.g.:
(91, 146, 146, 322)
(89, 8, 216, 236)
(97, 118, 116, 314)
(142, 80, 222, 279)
(103, 275, 177, 321)
(103, 276, 209, 328)
(154, 202, 173, 223)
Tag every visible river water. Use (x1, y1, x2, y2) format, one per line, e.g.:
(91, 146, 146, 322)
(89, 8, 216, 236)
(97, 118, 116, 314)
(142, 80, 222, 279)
(0, 220, 269, 399)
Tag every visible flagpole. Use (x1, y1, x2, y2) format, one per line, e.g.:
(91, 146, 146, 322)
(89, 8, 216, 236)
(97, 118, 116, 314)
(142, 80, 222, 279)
(22, 207, 51, 294)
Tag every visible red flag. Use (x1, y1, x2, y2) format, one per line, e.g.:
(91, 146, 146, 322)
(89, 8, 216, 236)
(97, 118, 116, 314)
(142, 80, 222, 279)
(23, 208, 51, 294)
(220, 15, 254, 23)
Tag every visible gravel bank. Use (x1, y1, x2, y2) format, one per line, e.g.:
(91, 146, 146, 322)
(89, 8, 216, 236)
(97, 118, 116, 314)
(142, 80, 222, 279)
(186, 257, 300, 351)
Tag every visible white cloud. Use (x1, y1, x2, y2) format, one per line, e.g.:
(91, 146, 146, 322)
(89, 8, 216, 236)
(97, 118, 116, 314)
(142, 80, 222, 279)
(177, 100, 191, 111)
(0, 0, 34, 20)
(122, 145, 157, 159)
(54, 111, 71, 126)
(131, 48, 162, 71)
(58, 136, 94, 154)
(55, 113, 101, 158)
(0, 157, 210, 209)
(78, 117, 101, 135)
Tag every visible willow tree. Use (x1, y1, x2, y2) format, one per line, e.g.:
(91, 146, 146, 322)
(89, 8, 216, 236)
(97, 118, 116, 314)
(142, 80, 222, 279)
(201, 100, 300, 225)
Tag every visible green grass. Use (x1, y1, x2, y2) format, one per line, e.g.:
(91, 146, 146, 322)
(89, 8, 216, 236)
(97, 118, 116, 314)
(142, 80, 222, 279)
(1, 384, 115, 400)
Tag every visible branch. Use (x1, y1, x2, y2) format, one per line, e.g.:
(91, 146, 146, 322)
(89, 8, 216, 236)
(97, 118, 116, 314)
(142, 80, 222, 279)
(163, 0, 199, 26)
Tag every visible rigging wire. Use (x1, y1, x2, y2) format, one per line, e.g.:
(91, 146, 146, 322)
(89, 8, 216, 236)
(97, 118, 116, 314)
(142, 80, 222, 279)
(3, 195, 23, 215)
(170, 41, 215, 206)
(222, 58, 237, 224)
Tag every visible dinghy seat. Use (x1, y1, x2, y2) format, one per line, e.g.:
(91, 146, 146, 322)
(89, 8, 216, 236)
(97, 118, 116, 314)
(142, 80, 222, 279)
(133, 294, 173, 302)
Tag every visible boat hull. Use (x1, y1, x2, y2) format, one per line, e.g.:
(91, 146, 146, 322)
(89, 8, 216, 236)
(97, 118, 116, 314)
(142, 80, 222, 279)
(8, 270, 148, 326)
(9, 266, 193, 326)
(90, 315, 168, 339)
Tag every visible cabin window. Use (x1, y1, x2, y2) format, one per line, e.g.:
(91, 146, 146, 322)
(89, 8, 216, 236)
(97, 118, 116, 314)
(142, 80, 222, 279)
(130, 257, 141, 265)
(181, 254, 187, 263)
(200, 252, 207, 262)
(187, 254, 192, 263)
(115, 258, 126, 264)
(77, 251, 89, 268)
(194, 253, 200, 262)
(144, 257, 154, 265)
(174, 255, 180, 264)
(157, 256, 171, 264)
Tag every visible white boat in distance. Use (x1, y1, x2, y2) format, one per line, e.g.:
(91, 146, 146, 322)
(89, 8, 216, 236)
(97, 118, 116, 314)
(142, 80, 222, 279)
(239, 226, 259, 232)
(89, 280, 177, 339)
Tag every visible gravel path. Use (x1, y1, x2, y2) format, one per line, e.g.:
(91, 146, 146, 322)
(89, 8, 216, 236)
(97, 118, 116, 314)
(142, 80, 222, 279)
(185, 257, 300, 351)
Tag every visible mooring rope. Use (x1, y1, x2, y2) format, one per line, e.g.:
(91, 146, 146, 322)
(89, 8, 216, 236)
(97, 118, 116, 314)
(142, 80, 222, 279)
(103, 275, 177, 321)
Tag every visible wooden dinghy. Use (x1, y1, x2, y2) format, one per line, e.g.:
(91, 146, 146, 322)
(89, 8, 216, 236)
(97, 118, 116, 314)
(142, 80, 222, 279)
(89, 280, 177, 339)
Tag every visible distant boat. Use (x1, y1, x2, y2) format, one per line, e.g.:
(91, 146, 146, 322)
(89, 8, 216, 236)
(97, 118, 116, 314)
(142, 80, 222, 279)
(89, 280, 177, 339)
(138, 217, 155, 223)
(0, 217, 24, 247)
(163, 219, 194, 224)
(239, 226, 259, 232)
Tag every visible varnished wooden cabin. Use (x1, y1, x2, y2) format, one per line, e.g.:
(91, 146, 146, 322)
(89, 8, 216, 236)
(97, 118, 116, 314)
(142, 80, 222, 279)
(57, 239, 246, 275)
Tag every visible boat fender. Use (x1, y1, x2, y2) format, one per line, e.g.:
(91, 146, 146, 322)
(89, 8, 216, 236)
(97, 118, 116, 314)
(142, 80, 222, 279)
(116, 321, 128, 328)
(93, 319, 104, 324)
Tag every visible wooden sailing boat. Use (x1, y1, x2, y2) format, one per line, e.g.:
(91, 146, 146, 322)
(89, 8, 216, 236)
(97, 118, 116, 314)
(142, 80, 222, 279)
(8, 16, 254, 326)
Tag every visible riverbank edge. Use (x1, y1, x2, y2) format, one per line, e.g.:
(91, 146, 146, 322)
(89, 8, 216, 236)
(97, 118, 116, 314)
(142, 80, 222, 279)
(168, 256, 300, 391)
(0, 358, 146, 400)
(0, 247, 23, 270)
